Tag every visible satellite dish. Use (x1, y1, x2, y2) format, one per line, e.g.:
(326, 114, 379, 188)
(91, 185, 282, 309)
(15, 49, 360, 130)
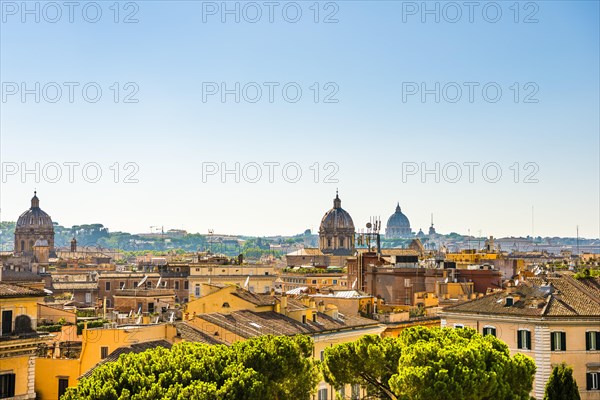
(366, 222, 372, 229)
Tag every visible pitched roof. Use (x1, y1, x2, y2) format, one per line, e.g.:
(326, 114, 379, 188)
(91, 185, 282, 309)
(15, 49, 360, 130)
(196, 310, 379, 339)
(356, 248, 420, 257)
(0, 282, 46, 298)
(0, 270, 44, 282)
(80, 340, 172, 380)
(52, 282, 98, 290)
(443, 273, 600, 318)
(231, 289, 307, 311)
(175, 321, 225, 345)
(286, 248, 324, 257)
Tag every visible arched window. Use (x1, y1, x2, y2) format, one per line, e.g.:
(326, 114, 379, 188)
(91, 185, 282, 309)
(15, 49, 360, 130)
(327, 238, 332, 247)
(340, 237, 344, 247)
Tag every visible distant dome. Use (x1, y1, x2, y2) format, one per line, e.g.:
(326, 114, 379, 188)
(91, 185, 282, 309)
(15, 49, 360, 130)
(14, 192, 55, 255)
(320, 195, 355, 232)
(319, 192, 355, 256)
(16, 193, 53, 229)
(385, 203, 412, 238)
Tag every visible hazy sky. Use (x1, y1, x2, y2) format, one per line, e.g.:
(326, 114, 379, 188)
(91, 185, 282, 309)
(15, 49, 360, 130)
(1, 1, 599, 238)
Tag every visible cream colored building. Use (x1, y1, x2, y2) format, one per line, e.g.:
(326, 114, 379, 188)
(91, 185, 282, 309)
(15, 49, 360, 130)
(187, 263, 277, 299)
(440, 273, 600, 400)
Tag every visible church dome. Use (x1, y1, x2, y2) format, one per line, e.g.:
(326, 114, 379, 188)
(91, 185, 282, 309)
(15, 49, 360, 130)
(387, 203, 410, 228)
(318, 192, 355, 256)
(319, 194, 355, 232)
(14, 192, 56, 255)
(16, 192, 53, 229)
(385, 203, 412, 238)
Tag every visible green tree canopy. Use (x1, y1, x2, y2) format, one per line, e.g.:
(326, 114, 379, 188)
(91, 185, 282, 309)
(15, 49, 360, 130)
(62, 335, 320, 400)
(323, 327, 536, 400)
(544, 363, 580, 400)
(322, 334, 402, 399)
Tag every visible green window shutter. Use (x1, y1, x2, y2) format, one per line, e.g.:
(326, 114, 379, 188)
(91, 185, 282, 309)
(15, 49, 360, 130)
(561, 332, 566, 351)
(551, 332, 556, 351)
(587, 331, 591, 351)
(526, 331, 531, 350)
(517, 330, 523, 349)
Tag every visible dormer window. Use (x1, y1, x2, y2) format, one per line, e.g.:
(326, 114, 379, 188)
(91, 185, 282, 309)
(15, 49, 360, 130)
(505, 297, 514, 306)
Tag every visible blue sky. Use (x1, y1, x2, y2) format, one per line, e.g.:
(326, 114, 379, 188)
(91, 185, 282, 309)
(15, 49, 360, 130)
(1, 0, 599, 238)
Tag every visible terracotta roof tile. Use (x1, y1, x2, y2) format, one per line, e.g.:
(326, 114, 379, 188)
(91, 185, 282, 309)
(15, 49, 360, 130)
(443, 273, 600, 318)
(0, 282, 46, 298)
(196, 310, 379, 340)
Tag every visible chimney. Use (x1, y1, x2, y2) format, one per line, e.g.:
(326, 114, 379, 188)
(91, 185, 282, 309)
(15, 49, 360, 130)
(309, 298, 316, 309)
(318, 301, 325, 313)
(280, 295, 288, 311)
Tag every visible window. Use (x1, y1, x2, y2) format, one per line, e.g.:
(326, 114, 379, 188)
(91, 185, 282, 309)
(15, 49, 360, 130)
(302, 315, 307, 324)
(105, 281, 111, 291)
(148, 302, 155, 314)
(338, 386, 346, 398)
(318, 388, 328, 400)
(0, 373, 16, 398)
(483, 326, 496, 337)
(58, 378, 69, 398)
(453, 324, 464, 329)
(333, 279, 338, 285)
(85, 293, 92, 304)
(586, 331, 600, 351)
(505, 297, 514, 306)
(100, 346, 109, 359)
(313, 313, 317, 322)
(327, 238, 332, 247)
(351, 384, 360, 400)
(195, 285, 200, 297)
(2, 310, 13, 335)
(312, 280, 317, 284)
(551, 331, 567, 351)
(320, 350, 325, 361)
(587, 372, 599, 390)
(119, 281, 125, 290)
(184, 281, 189, 290)
(340, 237, 344, 246)
(517, 329, 531, 350)
(174, 281, 180, 290)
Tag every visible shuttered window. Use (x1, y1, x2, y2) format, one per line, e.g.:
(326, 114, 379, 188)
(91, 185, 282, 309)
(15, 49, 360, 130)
(586, 331, 600, 351)
(483, 326, 496, 337)
(587, 372, 599, 390)
(0, 374, 16, 399)
(550, 331, 567, 351)
(517, 330, 531, 350)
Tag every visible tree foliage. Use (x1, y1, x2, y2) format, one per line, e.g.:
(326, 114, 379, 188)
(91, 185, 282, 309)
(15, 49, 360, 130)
(544, 363, 580, 400)
(322, 335, 402, 399)
(62, 335, 320, 400)
(323, 327, 536, 400)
